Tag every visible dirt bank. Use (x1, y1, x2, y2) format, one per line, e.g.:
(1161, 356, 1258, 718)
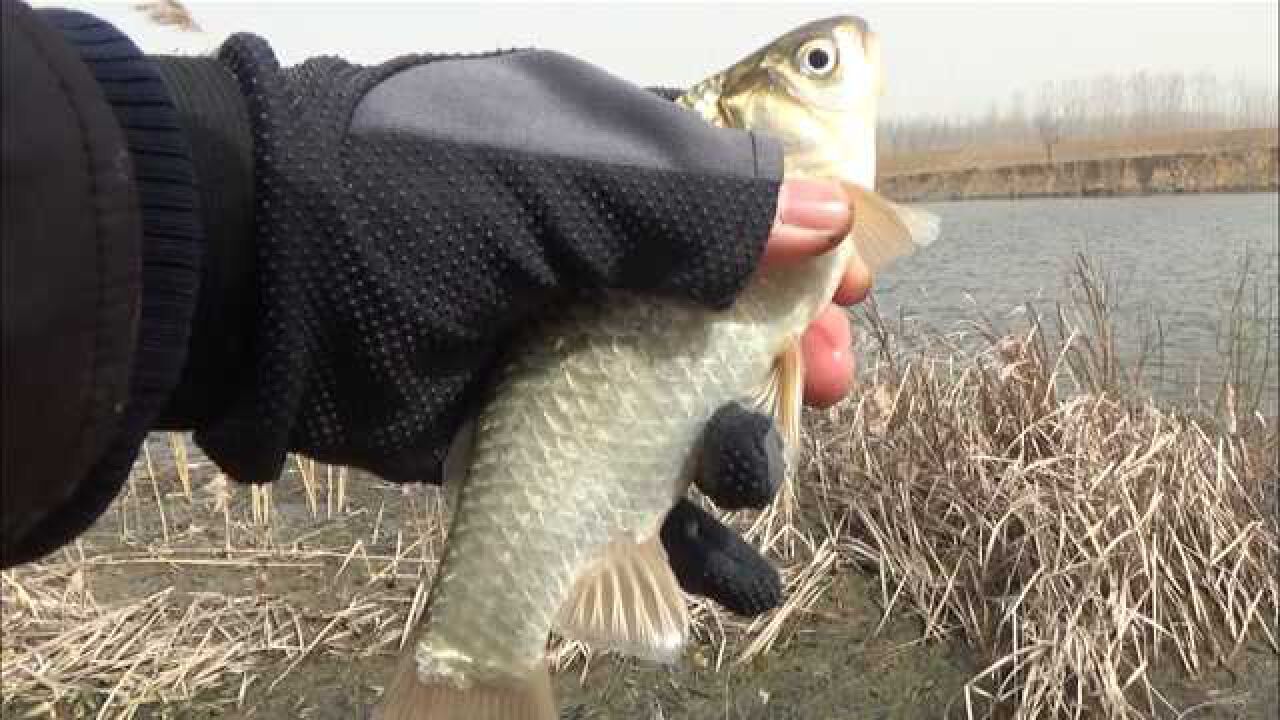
(880, 146, 1279, 202)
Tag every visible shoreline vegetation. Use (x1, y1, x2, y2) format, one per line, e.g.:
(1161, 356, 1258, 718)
(2, 255, 1276, 719)
(876, 65, 1278, 204)
(878, 128, 1278, 203)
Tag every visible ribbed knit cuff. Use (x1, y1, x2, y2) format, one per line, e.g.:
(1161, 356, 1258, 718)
(24, 7, 203, 560)
(149, 55, 256, 429)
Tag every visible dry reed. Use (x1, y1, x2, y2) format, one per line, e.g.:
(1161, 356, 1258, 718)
(1, 255, 1275, 718)
(806, 255, 1278, 718)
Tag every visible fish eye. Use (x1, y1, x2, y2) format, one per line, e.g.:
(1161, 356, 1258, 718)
(797, 38, 838, 77)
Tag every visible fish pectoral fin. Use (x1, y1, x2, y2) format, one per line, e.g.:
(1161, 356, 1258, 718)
(752, 334, 805, 452)
(842, 182, 941, 275)
(553, 531, 690, 663)
(374, 649, 554, 720)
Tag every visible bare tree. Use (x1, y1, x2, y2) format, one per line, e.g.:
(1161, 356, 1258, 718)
(1060, 78, 1090, 136)
(1155, 72, 1188, 129)
(876, 68, 1275, 161)
(1033, 81, 1065, 162)
(1033, 109, 1063, 162)
(1191, 71, 1221, 129)
(1091, 73, 1126, 135)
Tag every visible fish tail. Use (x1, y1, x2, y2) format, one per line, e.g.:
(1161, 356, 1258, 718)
(374, 649, 554, 720)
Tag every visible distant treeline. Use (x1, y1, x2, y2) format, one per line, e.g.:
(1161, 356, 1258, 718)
(881, 70, 1280, 159)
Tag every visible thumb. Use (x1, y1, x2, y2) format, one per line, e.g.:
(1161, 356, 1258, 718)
(762, 179, 853, 268)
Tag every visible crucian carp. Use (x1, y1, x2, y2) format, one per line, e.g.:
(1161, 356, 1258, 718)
(376, 14, 939, 720)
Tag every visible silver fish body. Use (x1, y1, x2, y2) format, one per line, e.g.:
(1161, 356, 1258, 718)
(415, 284, 798, 685)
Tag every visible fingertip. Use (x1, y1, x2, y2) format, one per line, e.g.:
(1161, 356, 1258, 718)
(833, 258, 873, 306)
(762, 179, 853, 270)
(761, 225, 843, 267)
(778, 178, 850, 209)
(801, 305, 854, 408)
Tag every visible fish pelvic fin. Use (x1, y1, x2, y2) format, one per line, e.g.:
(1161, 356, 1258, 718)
(754, 334, 805, 452)
(553, 531, 690, 663)
(374, 649, 554, 720)
(841, 182, 940, 275)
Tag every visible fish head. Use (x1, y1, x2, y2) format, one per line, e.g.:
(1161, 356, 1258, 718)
(713, 15, 883, 187)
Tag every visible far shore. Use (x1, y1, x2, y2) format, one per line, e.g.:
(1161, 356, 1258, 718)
(878, 127, 1279, 203)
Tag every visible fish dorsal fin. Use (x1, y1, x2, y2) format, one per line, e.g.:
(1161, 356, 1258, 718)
(553, 532, 690, 663)
(753, 335, 805, 452)
(842, 183, 940, 275)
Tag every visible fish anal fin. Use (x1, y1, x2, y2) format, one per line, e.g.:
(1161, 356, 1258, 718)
(375, 650, 554, 720)
(753, 335, 805, 451)
(553, 532, 690, 663)
(841, 182, 940, 275)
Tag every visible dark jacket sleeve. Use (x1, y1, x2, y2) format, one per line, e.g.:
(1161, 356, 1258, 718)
(1, 1, 203, 568)
(2, 0, 140, 566)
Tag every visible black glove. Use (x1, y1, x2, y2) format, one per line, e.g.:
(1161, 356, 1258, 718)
(152, 33, 784, 490)
(664, 402, 787, 616)
(160, 33, 790, 616)
(160, 36, 789, 615)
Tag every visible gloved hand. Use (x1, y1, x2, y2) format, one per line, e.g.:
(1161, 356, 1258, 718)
(664, 402, 788, 616)
(156, 34, 792, 487)
(142, 34, 861, 617)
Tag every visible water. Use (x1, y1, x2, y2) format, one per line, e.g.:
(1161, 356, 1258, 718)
(867, 192, 1280, 415)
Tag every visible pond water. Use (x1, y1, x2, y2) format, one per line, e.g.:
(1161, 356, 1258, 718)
(866, 192, 1280, 414)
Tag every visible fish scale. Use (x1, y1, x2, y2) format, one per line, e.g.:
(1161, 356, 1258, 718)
(417, 293, 781, 683)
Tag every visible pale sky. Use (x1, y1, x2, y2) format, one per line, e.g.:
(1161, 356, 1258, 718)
(30, 1, 1280, 120)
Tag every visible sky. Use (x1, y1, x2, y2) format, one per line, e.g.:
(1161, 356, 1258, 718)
(29, 1, 1280, 120)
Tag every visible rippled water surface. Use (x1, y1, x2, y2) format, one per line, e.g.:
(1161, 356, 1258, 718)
(867, 192, 1280, 413)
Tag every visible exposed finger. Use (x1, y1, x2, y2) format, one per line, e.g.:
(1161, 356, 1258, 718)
(761, 179, 852, 268)
(801, 304, 854, 408)
(761, 224, 848, 266)
(833, 256, 873, 306)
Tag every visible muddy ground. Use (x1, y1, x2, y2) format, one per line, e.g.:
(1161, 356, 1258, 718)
(4, 436, 1277, 719)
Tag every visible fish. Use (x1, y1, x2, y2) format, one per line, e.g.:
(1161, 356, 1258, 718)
(375, 15, 938, 720)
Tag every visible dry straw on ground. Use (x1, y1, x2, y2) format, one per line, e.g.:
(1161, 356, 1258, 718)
(2, 255, 1276, 719)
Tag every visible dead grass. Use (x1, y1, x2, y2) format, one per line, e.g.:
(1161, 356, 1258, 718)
(813, 255, 1279, 718)
(2, 256, 1276, 719)
(879, 127, 1280, 177)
